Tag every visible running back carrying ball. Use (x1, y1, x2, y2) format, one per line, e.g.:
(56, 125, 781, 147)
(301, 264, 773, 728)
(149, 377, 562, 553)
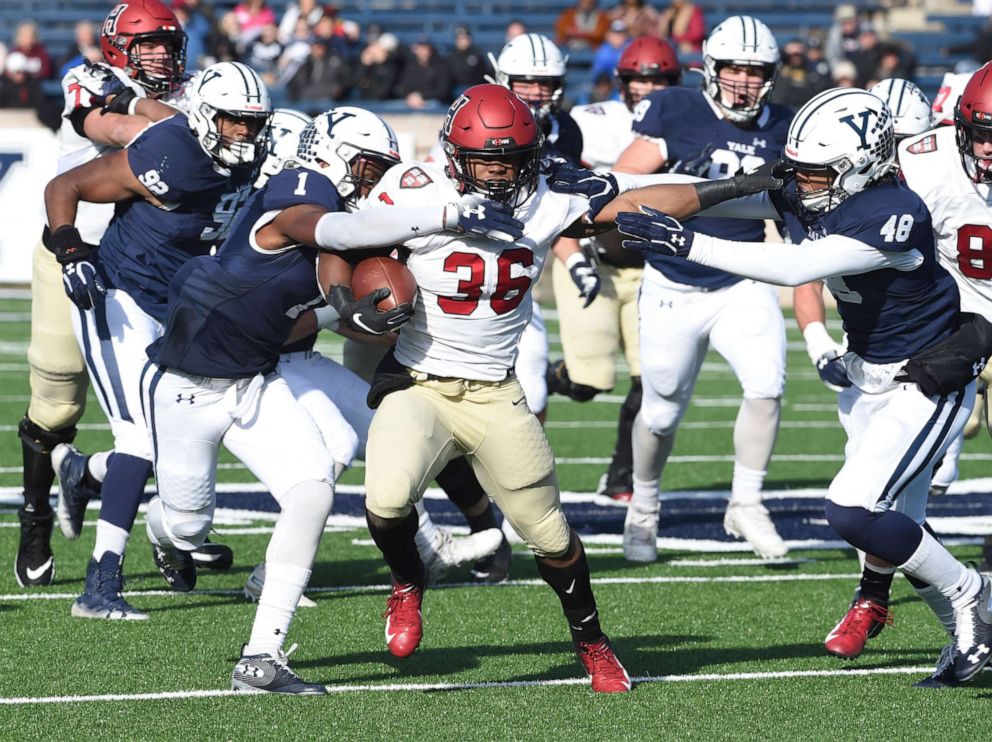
(351, 256, 418, 311)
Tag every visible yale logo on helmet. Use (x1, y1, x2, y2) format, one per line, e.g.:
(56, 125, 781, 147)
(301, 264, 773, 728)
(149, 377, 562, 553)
(326, 110, 356, 131)
(103, 4, 128, 36)
(840, 111, 874, 151)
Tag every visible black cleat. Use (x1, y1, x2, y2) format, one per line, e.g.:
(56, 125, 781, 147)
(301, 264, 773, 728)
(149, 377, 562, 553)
(952, 572, 992, 682)
(52, 443, 99, 540)
(914, 644, 959, 689)
(192, 538, 234, 570)
(151, 543, 197, 592)
(71, 552, 147, 620)
(470, 532, 511, 583)
(231, 645, 326, 695)
(15, 505, 55, 587)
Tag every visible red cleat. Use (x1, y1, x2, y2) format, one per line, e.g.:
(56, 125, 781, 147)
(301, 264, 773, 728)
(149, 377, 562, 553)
(576, 636, 632, 693)
(824, 598, 893, 659)
(383, 582, 424, 658)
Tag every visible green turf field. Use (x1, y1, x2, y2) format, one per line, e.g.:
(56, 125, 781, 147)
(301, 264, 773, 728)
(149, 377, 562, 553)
(0, 291, 989, 740)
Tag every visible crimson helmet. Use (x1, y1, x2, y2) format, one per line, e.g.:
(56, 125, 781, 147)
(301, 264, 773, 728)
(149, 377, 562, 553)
(101, 0, 187, 95)
(441, 84, 545, 208)
(955, 63, 992, 184)
(615, 36, 681, 110)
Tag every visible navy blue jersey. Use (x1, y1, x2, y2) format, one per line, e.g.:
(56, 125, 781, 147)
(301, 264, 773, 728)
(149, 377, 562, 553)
(634, 87, 792, 288)
(149, 168, 343, 378)
(543, 110, 584, 165)
(770, 180, 960, 364)
(98, 115, 256, 322)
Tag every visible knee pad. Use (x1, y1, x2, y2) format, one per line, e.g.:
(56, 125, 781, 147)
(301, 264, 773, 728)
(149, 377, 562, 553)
(146, 495, 213, 551)
(18, 415, 76, 455)
(640, 395, 682, 437)
(366, 468, 415, 519)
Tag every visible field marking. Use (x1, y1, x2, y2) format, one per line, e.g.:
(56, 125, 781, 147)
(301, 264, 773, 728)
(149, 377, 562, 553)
(0, 665, 952, 705)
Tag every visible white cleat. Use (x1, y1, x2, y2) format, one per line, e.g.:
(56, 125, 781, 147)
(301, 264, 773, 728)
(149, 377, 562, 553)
(623, 505, 659, 563)
(420, 526, 503, 583)
(244, 563, 317, 609)
(723, 502, 788, 559)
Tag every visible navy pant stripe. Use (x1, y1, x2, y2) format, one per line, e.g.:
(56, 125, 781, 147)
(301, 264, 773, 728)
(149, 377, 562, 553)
(889, 390, 966, 505)
(93, 300, 132, 423)
(76, 306, 114, 418)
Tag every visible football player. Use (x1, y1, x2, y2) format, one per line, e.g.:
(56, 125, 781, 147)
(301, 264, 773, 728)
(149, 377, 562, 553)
(611, 16, 792, 560)
(613, 87, 992, 686)
(358, 84, 654, 692)
(15, 0, 193, 589)
(550, 36, 682, 505)
(142, 107, 517, 693)
(43, 61, 272, 618)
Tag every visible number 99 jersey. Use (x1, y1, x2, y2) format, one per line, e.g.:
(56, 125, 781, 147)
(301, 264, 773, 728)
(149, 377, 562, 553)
(899, 125, 992, 323)
(363, 162, 587, 381)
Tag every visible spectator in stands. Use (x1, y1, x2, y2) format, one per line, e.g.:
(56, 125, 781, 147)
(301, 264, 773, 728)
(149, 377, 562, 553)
(246, 23, 283, 86)
(355, 31, 400, 100)
(771, 38, 830, 110)
(331, 19, 363, 62)
(873, 42, 916, 86)
(172, 0, 213, 70)
(220, 0, 278, 55)
(58, 22, 101, 80)
(0, 42, 7, 75)
(609, 0, 659, 40)
(556, 0, 611, 51)
(0, 52, 39, 108)
(589, 20, 629, 86)
(276, 17, 314, 85)
(10, 21, 51, 80)
(397, 35, 452, 109)
(505, 20, 528, 44)
(450, 25, 487, 95)
(287, 38, 351, 103)
(805, 34, 830, 77)
(831, 59, 858, 88)
(824, 4, 862, 70)
(849, 23, 887, 87)
(657, 0, 705, 54)
(278, 0, 323, 44)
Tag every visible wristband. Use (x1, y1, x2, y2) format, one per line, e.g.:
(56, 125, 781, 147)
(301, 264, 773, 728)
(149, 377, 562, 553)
(565, 252, 586, 270)
(313, 305, 340, 332)
(49, 226, 91, 265)
(802, 321, 838, 363)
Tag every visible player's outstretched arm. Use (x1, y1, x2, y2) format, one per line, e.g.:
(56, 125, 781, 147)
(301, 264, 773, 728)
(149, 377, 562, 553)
(794, 281, 851, 392)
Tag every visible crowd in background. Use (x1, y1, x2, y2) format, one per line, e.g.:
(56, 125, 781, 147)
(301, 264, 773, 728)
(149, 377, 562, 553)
(2, 0, 992, 120)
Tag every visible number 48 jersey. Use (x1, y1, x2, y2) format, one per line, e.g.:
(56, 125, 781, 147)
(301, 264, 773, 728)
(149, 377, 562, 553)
(364, 162, 588, 381)
(899, 125, 992, 323)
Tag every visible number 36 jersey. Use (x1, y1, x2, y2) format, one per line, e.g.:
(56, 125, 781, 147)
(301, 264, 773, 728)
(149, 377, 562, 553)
(364, 162, 588, 381)
(98, 115, 255, 322)
(899, 125, 992, 323)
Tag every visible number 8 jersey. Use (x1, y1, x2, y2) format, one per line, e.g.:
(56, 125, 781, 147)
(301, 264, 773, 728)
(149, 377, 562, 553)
(365, 162, 588, 381)
(899, 125, 992, 323)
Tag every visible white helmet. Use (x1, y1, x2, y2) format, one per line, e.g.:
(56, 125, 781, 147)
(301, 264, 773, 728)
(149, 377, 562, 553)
(783, 87, 896, 215)
(869, 78, 933, 140)
(255, 108, 313, 188)
(702, 16, 780, 124)
(187, 61, 272, 169)
(489, 33, 568, 123)
(296, 106, 401, 209)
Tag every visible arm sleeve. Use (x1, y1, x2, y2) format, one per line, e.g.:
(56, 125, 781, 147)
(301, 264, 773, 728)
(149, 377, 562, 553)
(313, 204, 454, 251)
(611, 172, 782, 220)
(687, 233, 925, 287)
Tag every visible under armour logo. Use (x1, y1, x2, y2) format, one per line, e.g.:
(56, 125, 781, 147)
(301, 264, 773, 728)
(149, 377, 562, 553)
(659, 300, 674, 309)
(176, 394, 196, 405)
(463, 205, 486, 219)
(671, 235, 686, 247)
(968, 644, 990, 664)
(752, 138, 767, 149)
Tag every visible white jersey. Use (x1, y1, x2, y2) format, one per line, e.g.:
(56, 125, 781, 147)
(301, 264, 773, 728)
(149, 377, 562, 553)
(569, 99, 634, 170)
(899, 125, 992, 322)
(365, 162, 587, 380)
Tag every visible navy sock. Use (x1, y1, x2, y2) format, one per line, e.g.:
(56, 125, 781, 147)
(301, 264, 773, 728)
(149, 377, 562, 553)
(98, 453, 152, 532)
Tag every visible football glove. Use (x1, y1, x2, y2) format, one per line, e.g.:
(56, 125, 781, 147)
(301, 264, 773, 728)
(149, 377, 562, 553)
(616, 206, 695, 257)
(815, 349, 852, 392)
(542, 159, 619, 220)
(76, 61, 142, 115)
(449, 194, 524, 243)
(565, 252, 600, 308)
(50, 226, 106, 310)
(327, 285, 413, 336)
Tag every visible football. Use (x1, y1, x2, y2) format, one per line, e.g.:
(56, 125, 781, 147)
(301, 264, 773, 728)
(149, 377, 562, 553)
(351, 256, 418, 310)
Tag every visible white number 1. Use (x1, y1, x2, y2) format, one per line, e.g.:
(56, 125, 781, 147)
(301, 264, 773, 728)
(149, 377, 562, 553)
(294, 171, 309, 196)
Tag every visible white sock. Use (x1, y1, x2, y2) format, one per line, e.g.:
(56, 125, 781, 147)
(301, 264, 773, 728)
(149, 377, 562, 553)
(899, 529, 980, 607)
(631, 477, 659, 514)
(729, 463, 765, 507)
(913, 583, 956, 639)
(92, 520, 129, 560)
(631, 413, 671, 513)
(88, 451, 112, 483)
(244, 562, 312, 657)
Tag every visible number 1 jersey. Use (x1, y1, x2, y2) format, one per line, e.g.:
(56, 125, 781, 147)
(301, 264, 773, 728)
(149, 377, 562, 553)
(364, 163, 588, 381)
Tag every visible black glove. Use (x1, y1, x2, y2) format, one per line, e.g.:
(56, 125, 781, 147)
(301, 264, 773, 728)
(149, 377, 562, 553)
(542, 159, 619, 220)
(616, 207, 696, 257)
(50, 226, 106, 310)
(566, 252, 600, 308)
(327, 285, 413, 336)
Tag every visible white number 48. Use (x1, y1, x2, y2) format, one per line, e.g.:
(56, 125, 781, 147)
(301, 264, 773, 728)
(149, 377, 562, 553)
(880, 214, 913, 243)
